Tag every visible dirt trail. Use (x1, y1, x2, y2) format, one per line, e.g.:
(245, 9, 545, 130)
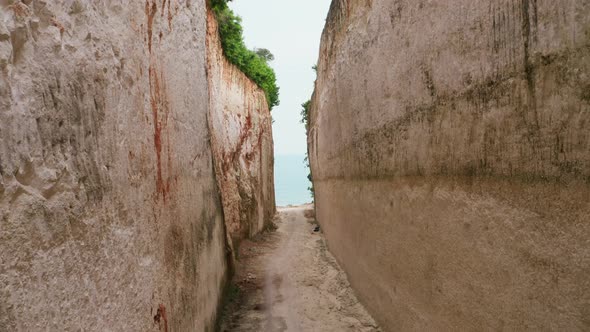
(219, 205, 380, 332)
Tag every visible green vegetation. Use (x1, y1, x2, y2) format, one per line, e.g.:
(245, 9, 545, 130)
(210, 0, 280, 109)
(304, 153, 314, 198)
(301, 99, 314, 197)
(254, 48, 275, 62)
(300, 99, 311, 131)
(301, 62, 320, 198)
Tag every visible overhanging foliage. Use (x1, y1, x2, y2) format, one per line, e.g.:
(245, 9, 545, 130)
(211, 0, 280, 109)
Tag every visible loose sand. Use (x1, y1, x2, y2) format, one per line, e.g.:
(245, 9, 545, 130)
(219, 205, 380, 332)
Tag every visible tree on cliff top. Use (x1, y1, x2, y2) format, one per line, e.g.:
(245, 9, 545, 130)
(255, 48, 275, 62)
(211, 0, 280, 109)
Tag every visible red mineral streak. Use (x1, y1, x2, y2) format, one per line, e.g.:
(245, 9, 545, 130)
(146, 0, 175, 202)
(149, 65, 172, 201)
(161, 0, 174, 30)
(153, 304, 168, 332)
(145, 1, 157, 53)
(167, 0, 173, 30)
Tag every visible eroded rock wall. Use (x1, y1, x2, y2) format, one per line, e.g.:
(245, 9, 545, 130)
(0, 1, 229, 331)
(309, 0, 590, 330)
(207, 11, 276, 248)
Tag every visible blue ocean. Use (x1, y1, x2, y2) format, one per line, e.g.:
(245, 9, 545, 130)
(274, 154, 313, 206)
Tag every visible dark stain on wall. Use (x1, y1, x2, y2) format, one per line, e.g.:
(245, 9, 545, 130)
(146, 1, 157, 53)
(153, 304, 169, 332)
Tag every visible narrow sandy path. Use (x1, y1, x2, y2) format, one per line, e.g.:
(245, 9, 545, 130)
(219, 205, 380, 332)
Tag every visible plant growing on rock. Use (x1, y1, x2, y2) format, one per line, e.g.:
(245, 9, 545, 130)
(301, 100, 314, 197)
(300, 99, 311, 131)
(211, 0, 280, 109)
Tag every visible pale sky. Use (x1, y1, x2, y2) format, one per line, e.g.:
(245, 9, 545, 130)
(228, 0, 332, 155)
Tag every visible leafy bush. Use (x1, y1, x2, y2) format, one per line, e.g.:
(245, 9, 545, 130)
(300, 99, 311, 131)
(211, 0, 280, 109)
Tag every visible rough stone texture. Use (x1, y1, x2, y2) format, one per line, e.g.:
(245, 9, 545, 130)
(207, 11, 276, 249)
(0, 1, 233, 331)
(309, 0, 590, 330)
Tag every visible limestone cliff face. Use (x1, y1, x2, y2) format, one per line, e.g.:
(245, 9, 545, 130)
(0, 1, 274, 331)
(309, 0, 590, 330)
(207, 11, 276, 248)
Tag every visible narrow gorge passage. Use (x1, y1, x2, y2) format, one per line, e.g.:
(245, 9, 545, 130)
(1, 0, 588, 330)
(220, 205, 380, 332)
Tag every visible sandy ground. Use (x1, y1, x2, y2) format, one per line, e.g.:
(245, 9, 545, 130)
(219, 205, 380, 332)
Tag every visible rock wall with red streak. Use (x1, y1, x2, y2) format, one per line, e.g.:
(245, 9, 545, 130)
(0, 1, 230, 331)
(309, 0, 590, 330)
(207, 10, 276, 249)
